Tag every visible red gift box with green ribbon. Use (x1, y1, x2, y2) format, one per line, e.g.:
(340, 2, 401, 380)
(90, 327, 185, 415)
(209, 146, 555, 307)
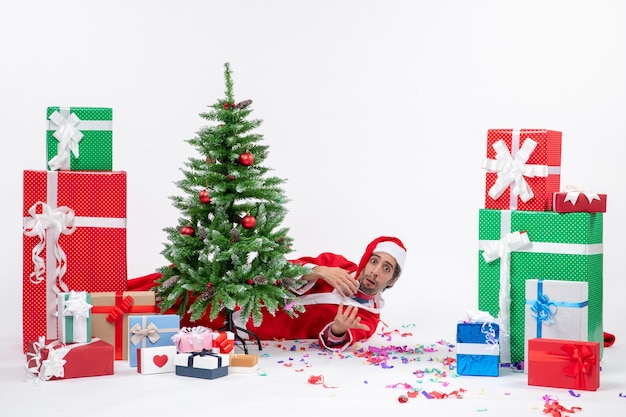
(527, 338, 600, 391)
(22, 170, 127, 353)
(482, 129, 562, 211)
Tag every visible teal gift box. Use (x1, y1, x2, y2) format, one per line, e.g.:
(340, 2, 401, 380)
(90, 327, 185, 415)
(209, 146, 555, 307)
(58, 291, 92, 343)
(477, 209, 603, 364)
(46, 106, 113, 171)
(127, 314, 180, 367)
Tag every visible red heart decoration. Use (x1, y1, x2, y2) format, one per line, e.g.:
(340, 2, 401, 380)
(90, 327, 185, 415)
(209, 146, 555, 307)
(153, 355, 169, 368)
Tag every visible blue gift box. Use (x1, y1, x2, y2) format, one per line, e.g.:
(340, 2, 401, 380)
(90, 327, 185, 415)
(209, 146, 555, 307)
(175, 350, 229, 380)
(456, 322, 500, 377)
(127, 314, 180, 367)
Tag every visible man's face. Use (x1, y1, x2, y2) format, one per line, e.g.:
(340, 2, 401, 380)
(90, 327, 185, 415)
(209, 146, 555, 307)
(356, 252, 398, 295)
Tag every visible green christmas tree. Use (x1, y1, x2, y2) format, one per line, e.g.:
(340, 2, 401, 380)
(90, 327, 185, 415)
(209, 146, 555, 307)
(155, 63, 308, 337)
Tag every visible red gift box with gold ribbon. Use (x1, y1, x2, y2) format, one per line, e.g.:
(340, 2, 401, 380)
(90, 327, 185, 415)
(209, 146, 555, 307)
(22, 170, 127, 352)
(90, 291, 156, 360)
(527, 338, 600, 391)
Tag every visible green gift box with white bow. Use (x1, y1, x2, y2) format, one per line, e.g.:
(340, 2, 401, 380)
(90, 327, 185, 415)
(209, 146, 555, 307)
(477, 208, 603, 364)
(46, 106, 113, 171)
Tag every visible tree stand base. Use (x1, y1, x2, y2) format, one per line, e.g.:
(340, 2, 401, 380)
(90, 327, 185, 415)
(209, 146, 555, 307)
(218, 310, 262, 354)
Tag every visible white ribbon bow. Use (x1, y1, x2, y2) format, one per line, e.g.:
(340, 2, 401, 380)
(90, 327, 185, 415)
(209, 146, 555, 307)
(23, 202, 76, 290)
(62, 291, 92, 342)
(482, 138, 548, 203)
(48, 110, 84, 171)
(63, 290, 92, 319)
(26, 337, 68, 382)
(563, 185, 600, 205)
(130, 322, 161, 345)
(172, 326, 212, 350)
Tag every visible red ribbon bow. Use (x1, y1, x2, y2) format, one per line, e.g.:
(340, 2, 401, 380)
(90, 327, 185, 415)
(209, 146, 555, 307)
(106, 295, 134, 323)
(561, 344, 596, 385)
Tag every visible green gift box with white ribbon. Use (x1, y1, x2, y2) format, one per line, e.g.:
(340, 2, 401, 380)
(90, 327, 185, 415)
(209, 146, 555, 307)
(46, 106, 113, 171)
(477, 208, 603, 364)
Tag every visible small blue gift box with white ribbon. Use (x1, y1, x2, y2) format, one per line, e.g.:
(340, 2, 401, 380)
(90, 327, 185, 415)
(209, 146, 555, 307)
(523, 279, 588, 372)
(456, 321, 500, 377)
(127, 314, 180, 367)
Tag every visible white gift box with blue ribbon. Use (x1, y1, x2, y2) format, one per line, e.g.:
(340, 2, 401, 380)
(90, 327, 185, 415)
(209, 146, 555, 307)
(524, 279, 588, 373)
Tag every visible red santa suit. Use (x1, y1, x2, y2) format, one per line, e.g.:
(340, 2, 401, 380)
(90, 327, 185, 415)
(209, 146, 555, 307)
(128, 236, 408, 352)
(233, 251, 386, 351)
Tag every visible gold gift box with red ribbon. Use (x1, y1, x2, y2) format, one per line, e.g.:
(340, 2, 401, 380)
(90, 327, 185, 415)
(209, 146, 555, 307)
(527, 338, 600, 391)
(90, 291, 156, 360)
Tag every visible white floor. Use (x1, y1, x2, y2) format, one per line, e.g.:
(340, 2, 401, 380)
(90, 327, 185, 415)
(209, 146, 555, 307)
(1, 321, 622, 417)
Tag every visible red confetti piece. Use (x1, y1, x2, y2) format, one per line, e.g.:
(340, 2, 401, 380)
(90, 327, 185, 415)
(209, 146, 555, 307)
(307, 374, 338, 388)
(398, 395, 409, 403)
(542, 399, 582, 416)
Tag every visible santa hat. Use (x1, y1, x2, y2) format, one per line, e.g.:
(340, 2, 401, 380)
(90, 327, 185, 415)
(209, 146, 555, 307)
(355, 236, 407, 278)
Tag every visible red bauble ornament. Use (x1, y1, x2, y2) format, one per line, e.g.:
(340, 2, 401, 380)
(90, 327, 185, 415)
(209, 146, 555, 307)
(239, 151, 254, 166)
(241, 214, 256, 229)
(206, 282, 212, 288)
(199, 189, 211, 204)
(180, 225, 195, 237)
(247, 279, 254, 285)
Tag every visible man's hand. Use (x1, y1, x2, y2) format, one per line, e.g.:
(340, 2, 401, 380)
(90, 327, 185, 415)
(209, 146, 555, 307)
(330, 302, 371, 337)
(312, 266, 359, 297)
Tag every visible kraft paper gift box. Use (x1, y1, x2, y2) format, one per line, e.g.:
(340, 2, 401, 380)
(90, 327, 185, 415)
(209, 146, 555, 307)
(482, 129, 562, 211)
(477, 208, 603, 364)
(137, 345, 177, 375)
(456, 322, 500, 377)
(46, 106, 113, 171)
(128, 314, 180, 367)
(22, 170, 127, 352)
(171, 326, 215, 353)
(26, 337, 113, 381)
(90, 291, 156, 360)
(58, 291, 92, 343)
(228, 354, 259, 374)
(524, 279, 588, 373)
(175, 350, 229, 380)
(553, 186, 607, 213)
(527, 338, 600, 391)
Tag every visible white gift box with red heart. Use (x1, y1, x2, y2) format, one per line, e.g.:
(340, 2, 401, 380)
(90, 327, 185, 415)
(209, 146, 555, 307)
(136, 345, 177, 374)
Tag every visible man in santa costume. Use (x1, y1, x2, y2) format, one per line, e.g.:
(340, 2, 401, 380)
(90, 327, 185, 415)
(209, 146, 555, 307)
(129, 236, 407, 352)
(250, 235, 407, 351)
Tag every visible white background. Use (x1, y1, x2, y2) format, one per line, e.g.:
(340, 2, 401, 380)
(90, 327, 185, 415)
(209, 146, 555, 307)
(1, 2, 624, 413)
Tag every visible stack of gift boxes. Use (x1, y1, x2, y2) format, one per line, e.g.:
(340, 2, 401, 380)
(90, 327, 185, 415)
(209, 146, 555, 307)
(455, 128, 605, 392)
(22, 106, 243, 382)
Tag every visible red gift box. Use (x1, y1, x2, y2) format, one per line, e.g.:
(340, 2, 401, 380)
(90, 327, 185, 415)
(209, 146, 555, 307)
(482, 129, 562, 211)
(26, 337, 114, 381)
(527, 338, 600, 391)
(22, 170, 127, 352)
(213, 331, 235, 353)
(553, 187, 607, 213)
